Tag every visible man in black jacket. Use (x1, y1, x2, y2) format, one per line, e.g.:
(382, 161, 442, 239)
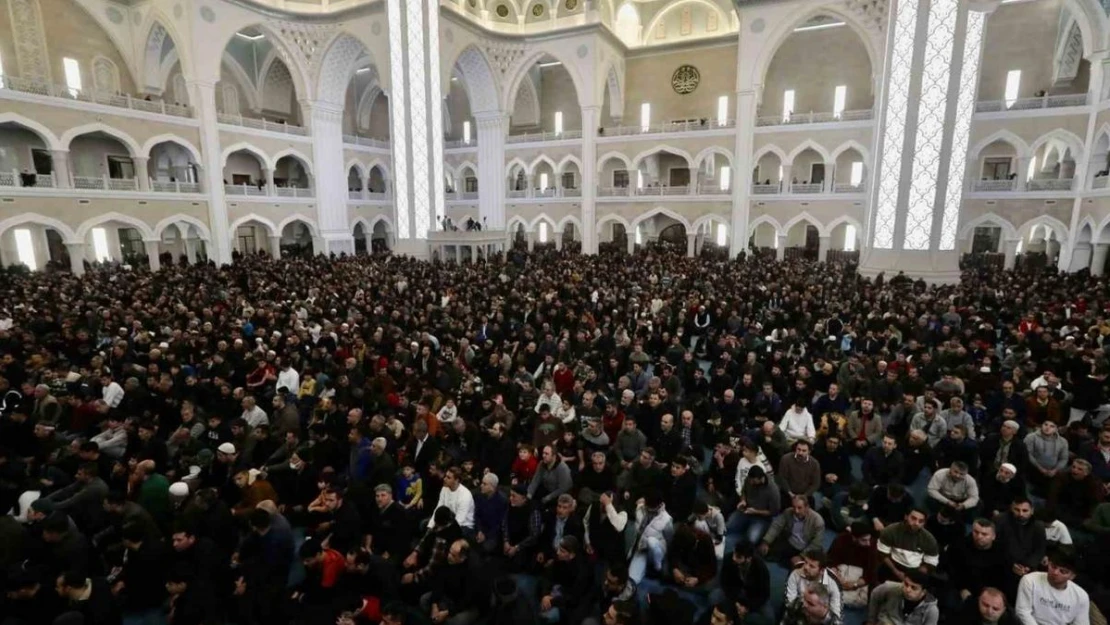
(943, 518, 1008, 605)
(423, 538, 486, 625)
(115, 523, 168, 623)
(663, 456, 698, 523)
(536, 494, 584, 565)
(56, 572, 120, 625)
(712, 543, 771, 621)
(369, 483, 412, 560)
(539, 536, 594, 625)
(165, 564, 221, 625)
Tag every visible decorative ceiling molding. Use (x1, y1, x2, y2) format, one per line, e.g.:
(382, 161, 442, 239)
(843, 0, 887, 31)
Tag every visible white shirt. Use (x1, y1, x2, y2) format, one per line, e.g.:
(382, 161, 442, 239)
(780, 408, 816, 442)
(429, 484, 475, 529)
(786, 568, 843, 619)
(1016, 572, 1089, 625)
(1045, 520, 1073, 545)
(276, 368, 300, 394)
(242, 406, 269, 429)
(102, 382, 125, 408)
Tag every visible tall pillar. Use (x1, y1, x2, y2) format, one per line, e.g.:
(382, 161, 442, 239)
(188, 80, 231, 265)
(306, 101, 355, 255)
(626, 235, 635, 255)
(818, 235, 830, 262)
(134, 157, 150, 191)
(1091, 243, 1109, 276)
(775, 235, 787, 260)
(65, 242, 85, 276)
(476, 113, 509, 229)
(1015, 157, 1032, 191)
(269, 235, 282, 258)
(729, 83, 756, 257)
(686, 232, 697, 258)
(385, 0, 445, 258)
(144, 240, 161, 271)
(555, 232, 563, 251)
(263, 169, 275, 195)
(780, 165, 793, 190)
(184, 237, 198, 264)
(581, 106, 600, 254)
(860, 0, 990, 283)
(1064, 53, 1108, 271)
(525, 175, 535, 198)
(526, 231, 535, 251)
(823, 162, 836, 193)
(51, 150, 71, 188)
(1003, 238, 1019, 270)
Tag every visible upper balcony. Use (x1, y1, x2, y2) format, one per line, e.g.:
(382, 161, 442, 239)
(598, 119, 736, 139)
(975, 94, 1089, 114)
(755, 109, 874, 128)
(218, 113, 308, 137)
(1, 76, 192, 119)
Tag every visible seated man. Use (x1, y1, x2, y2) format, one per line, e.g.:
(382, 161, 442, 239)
(827, 522, 877, 609)
(421, 538, 486, 625)
(666, 524, 717, 593)
(713, 543, 771, 621)
(758, 494, 825, 566)
(867, 570, 939, 625)
(538, 536, 593, 624)
(781, 582, 839, 625)
(627, 494, 674, 583)
(784, 548, 843, 621)
(925, 461, 979, 520)
(951, 588, 1017, 625)
(876, 507, 940, 584)
(1015, 549, 1089, 625)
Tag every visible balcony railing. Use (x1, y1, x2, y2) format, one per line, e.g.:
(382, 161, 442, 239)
(974, 179, 1016, 192)
(275, 187, 314, 198)
(218, 113, 308, 136)
(755, 109, 873, 127)
(1027, 178, 1074, 191)
(790, 183, 824, 194)
(224, 184, 267, 196)
(366, 191, 390, 201)
(507, 190, 528, 198)
(697, 184, 730, 195)
(445, 139, 476, 148)
(1094, 176, 1109, 189)
(506, 130, 583, 144)
(445, 191, 479, 201)
(72, 176, 138, 191)
(597, 186, 628, 197)
(974, 93, 1089, 113)
(599, 119, 734, 137)
(0, 76, 192, 117)
(0, 171, 53, 188)
(562, 187, 582, 198)
(833, 183, 865, 193)
(342, 135, 390, 149)
(752, 183, 780, 195)
(151, 180, 200, 193)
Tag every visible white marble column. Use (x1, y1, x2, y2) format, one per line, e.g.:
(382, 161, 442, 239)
(476, 112, 509, 229)
(51, 150, 71, 188)
(581, 106, 600, 254)
(65, 242, 85, 276)
(555, 232, 563, 251)
(269, 235, 282, 258)
(823, 162, 836, 193)
(306, 101, 355, 256)
(1091, 243, 1109, 276)
(526, 231, 535, 252)
(686, 232, 697, 258)
(730, 85, 755, 257)
(134, 157, 150, 191)
(188, 80, 232, 265)
(818, 235, 830, 262)
(144, 240, 161, 271)
(1002, 238, 1019, 270)
(776, 235, 787, 261)
(860, 0, 989, 283)
(184, 237, 198, 264)
(626, 235, 635, 255)
(264, 168, 275, 195)
(1015, 157, 1032, 191)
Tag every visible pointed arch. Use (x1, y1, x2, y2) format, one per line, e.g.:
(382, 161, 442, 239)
(448, 45, 501, 115)
(60, 123, 140, 155)
(229, 214, 279, 237)
(555, 154, 584, 177)
(693, 146, 734, 171)
(1017, 215, 1070, 243)
(0, 113, 62, 151)
(220, 53, 261, 112)
(366, 158, 391, 179)
(630, 206, 692, 231)
(595, 213, 632, 232)
(556, 214, 583, 234)
(505, 157, 530, 178)
(751, 5, 879, 93)
(631, 145, 694, 169)
(501, 48, 587, 112)
(511, 74, 541, 127)
(753, 144, 789, 164)
(831, 140, 871, 163)
(748, 214, 783, 237)
(75, 212, 156, 241)
(221, 142, 270, 168)
(597, 151, 634, 172)
(153, 215, 213, 241)
(785, 140, 832, 166)
(527, 154, 558, 176)
(782, 211, 827, 237)
(1076, 216, 1097, 243)
(1029, 129, 1086, 163)
(315, 32, 377, 107)
(528, 212, 559, 232)
(270, 148, 315, 176)
(277, 213, 320, 237)
(217, 25, 311, 107)
(1094, 213, 1110, 243)
(691, 213, 729, 234)
(0, 213, 78, 243)
(351, 216, 373, 236)
(356, 81, 383, 130)
(969, 130, 1031, 162)
(825, 215, 867, 240)
(143, 19, 182, 94)
(506, 215, 529, 233)
(599, 61, 624, 121)
(141, 134, 202, 162)
(453, 160, 478, 179)
(367, 213, 395, 234)
(346, 159, 368, 180)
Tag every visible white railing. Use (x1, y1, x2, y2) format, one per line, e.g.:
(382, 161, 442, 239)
(275, 187, 314, 198)
(349, 190, 364, 200)
(0, 171, 54, 188)
(106, 178, 138, 191)
(598, 118, 734, 137)
(342, 135, 390, 149)
(598, 186, 628, 197)
(752, 183, 780, 195)
(834, 183, 865, 194)
(1094, 176, 1109, 189)
(151, 180, 200, 193)
(507, 189, 528, 198)
(975, 93, 1089, 113)
(445, 139, 476, 148)
(974, 179, 1016, 192)
(698, 184, 730, 195)
(562, 187, 581, 197)
(1027, 178, 1074, 191)
(218, 113, 308, 136)
(535, 188, 557, 198)
(0, 171, 15, 187)
(635, 185, 689, 196)
(224, 184, 267, 196)
(0, 76, 192, 117)
(366, 191, 390, 201)
(790, 183, 824, 194)
(755, 109, 873, 127)
(73, 176, 106, 190)
(459, 191, 479, 200)
(506, 130, 583, 144)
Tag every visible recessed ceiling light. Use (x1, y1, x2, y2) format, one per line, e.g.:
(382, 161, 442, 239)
(538, 61, 562, 68)
(793, 21, 845, 32)
(236, 32, 266, 41)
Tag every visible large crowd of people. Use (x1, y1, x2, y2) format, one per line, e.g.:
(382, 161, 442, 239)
(0, 245, 1108, 625)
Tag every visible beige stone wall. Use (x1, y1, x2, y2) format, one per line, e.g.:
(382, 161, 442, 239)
(961, 197, 1073, 233)
(978, 0, 1087, 100)
(623, 43, 738, 123)
(969, 115, 1088, 151)
(0, 195, 209, 234)
(761, 26, 874, 117)
(0, 0, 135, 93)
(0, 98, 201, 150)
(444, 82, 473, 141)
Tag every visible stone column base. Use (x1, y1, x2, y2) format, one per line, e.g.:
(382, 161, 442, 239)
(392, 238, 430, 260)
(858, 249, 961, 285)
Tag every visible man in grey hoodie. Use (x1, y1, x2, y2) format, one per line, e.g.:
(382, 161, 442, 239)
(867, 569, 939, 625)
(1023, 421, 1068, 495)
